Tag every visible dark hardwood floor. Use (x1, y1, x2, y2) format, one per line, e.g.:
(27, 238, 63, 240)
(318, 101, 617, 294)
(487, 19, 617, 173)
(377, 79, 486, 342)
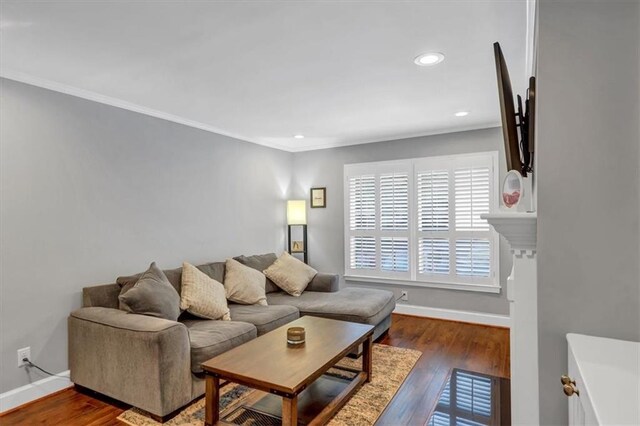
(376, 314, 510, 425)
(0, 314, 509, 425)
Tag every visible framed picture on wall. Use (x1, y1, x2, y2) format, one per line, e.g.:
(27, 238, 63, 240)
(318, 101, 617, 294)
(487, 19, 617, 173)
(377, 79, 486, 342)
(310, 187, 326, 208)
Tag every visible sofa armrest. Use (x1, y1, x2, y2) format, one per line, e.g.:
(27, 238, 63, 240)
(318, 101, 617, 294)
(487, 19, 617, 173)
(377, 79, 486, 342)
(306, 273, 340, 293)
(68, 307, 192, 417)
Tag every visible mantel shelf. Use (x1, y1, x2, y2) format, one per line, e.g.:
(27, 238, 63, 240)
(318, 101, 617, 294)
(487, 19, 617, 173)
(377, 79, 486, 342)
(481, 212, 537, 252)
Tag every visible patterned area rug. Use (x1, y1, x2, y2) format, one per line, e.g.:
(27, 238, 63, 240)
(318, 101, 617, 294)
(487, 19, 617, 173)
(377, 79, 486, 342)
(118, 344, 421, 426)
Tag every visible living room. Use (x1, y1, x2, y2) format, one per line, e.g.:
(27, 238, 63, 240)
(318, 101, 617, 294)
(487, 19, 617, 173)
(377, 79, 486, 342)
(1, 1, 638, 425)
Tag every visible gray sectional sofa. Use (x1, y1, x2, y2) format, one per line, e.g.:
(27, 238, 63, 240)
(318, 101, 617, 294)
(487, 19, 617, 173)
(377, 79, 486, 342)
(68, 254, 395, 418)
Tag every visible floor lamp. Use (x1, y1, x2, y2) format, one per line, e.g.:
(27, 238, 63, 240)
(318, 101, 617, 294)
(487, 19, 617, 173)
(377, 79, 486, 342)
(287, 200, 308, 263)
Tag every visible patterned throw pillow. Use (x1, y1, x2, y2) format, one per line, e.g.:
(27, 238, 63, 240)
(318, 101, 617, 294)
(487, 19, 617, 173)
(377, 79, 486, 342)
(180, 262, 231, 320)
(263, 252, 318, 297)
(224, 259, 268, 306)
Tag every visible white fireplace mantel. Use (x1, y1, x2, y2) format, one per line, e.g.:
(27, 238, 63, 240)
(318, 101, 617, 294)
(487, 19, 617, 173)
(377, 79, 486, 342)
(482, 212, 539, 425)
(483, 212, 537, 253)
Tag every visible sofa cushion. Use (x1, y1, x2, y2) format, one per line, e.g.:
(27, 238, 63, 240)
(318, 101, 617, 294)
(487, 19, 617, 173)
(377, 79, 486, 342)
(117, 261, 226, 295)
(118, 262, 181, 321)
(234, 253, 279, 293)
(228, 304, 299, 336)
(263, 252, 317, 297)
(82, 283, 121, 309)
(305, 273, 340, 293)
(266, 288, 395, 326)
(196, 261, 226, 284)
(181, 319, 256, 373)
(180, 262, 230, 321)
(224, 259, 268, 306)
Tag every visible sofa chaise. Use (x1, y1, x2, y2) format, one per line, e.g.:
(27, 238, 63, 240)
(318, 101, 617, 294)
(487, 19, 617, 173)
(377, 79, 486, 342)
(68, 254, 395, 419)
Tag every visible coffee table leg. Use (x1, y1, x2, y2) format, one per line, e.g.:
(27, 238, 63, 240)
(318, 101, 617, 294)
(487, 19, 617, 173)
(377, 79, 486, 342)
(282, 395, 298, 426)
(205, 375, 219, 426)
(363, 335, 373, 383)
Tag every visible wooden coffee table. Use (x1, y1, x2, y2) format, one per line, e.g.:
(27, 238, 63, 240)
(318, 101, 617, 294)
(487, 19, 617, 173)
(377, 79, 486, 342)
(202, 316, 374, 426)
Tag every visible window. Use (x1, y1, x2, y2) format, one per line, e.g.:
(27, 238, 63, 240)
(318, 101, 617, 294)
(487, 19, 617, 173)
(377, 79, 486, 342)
(344, 152, 499, 292)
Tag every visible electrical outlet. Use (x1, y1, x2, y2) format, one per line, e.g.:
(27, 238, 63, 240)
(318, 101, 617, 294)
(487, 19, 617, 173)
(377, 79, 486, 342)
(17, 347, 30, 367)
(400, 290, 408, 301)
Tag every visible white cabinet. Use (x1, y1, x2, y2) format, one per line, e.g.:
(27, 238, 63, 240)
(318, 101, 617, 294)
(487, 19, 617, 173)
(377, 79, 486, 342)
(566, 338, 592, 425)
(567, 394, 586, 426)
(566, 334, 640, 426)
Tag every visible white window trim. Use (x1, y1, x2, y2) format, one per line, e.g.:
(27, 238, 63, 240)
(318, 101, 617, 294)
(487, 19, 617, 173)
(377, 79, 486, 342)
(343, 151, 500, 294)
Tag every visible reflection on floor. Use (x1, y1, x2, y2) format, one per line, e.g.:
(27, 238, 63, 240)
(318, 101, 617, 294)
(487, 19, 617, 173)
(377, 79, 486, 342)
(427, 368, 511, 426)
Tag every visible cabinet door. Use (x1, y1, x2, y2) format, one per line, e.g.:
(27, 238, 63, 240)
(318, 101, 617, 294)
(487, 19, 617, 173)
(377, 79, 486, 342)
(568, 391, 585, 425)
(568, 344, 598, 425)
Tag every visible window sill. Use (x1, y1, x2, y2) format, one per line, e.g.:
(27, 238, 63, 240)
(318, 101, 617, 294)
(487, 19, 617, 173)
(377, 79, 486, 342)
(343, 275, 502, 294)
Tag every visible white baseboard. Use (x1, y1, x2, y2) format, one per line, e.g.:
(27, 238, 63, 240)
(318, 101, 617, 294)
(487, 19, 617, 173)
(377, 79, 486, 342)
(0, 370, 71, 413)
(394, 303, 511, 328)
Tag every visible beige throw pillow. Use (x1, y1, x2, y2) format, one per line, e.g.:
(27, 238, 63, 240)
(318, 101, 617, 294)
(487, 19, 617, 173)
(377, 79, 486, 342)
(264, 252, 318, 297)
(180, 262, 231, 320)
(224, 259, 268, 306)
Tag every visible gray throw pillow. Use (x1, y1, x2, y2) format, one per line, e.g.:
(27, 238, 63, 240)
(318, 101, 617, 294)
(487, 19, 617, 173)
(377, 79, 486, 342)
(234, 253, 279, 293)
(118, 262, 181, 321)
(117, 266, 183, 294)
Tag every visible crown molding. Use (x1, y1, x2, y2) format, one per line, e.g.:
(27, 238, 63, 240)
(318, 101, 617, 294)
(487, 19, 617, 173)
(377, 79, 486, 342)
(1, 68, 500, 154)
(0, 69, 293, 152)
(284, 123, 502, 152)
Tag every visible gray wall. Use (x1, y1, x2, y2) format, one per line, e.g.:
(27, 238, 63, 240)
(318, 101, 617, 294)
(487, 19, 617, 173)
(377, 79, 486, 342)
(292, 127, 511, 316)
(536, 1, 640, 424)
(0, 80, 515, 396)
(0, 78, 293, 393)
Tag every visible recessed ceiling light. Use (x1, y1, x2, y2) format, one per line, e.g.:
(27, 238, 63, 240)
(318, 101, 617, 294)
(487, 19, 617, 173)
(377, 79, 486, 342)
(454, 111, 469, 117)
(294, 134, 305, 139)
(414, 52, 445, 66)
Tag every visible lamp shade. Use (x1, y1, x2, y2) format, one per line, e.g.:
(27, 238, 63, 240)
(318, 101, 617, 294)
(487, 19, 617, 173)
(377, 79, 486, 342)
(287, 200, 307, 225)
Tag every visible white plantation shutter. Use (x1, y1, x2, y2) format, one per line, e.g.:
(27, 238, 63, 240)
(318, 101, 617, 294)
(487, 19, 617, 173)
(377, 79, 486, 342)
(417, 170, 449, 231)
(419, 238, 450, 275)
(417, 169, 451, 276)
(453, 165, 492, 279)
(414, 154, 496, 286)
(379, 173, 410, 273)
(350, 236, 376, 269)
(455, 167, 490, 231)
(349, 175, 376, 230)
(345, 153, 498, 289)
(380, 237, 409, 272)
(345, 163, 411, 279)
(380, 173, 409, 230)
(348, 174, 377, 272)
(456, 239, 491, 277)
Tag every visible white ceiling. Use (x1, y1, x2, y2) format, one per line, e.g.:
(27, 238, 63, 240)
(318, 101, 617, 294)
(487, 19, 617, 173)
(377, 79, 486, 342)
(0, 1, 529, 152)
